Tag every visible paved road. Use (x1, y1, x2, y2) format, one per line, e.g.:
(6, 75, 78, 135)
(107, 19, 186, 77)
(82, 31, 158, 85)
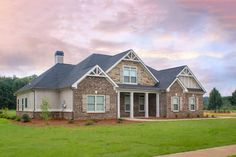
(156, 144, 236, 157)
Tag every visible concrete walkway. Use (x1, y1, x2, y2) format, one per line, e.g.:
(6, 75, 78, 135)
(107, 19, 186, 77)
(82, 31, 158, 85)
(123, 116, 236, 122)
(155, 144, 236, 157)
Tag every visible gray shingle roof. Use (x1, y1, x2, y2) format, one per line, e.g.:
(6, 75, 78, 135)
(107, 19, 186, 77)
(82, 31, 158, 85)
(16, 49, 195, 94)
(16, 50, 131, 93)
(148, 65, 186, 90)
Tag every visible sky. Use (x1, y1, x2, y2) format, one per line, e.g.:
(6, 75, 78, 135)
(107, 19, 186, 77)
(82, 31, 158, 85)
(0, 0, 236, 96)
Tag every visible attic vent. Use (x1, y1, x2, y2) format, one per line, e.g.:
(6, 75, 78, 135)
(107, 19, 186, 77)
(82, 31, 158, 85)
(124, 51, 139, 61)
(88, 66, 106, 77)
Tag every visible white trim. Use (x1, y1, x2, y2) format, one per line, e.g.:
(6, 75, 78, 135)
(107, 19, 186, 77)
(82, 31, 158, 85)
(105, 50, 159, 83)
(166, 78, 188, 92)
(156, 93, 160, 117)
(145, 92, 149, 118)
(177, 66, 206, 93)
(117, 91, 120, 118)
(86, 95, 105, 113)
(130, 92, 134, 118)
(122, 65, 138, 85)
(72, 65, 118, 88)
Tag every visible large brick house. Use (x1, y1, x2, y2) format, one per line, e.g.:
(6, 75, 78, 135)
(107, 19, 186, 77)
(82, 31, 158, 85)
(16, 49, 206, 119)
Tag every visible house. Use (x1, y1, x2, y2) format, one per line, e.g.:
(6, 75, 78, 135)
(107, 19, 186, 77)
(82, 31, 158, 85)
(16, 49, 206, 120)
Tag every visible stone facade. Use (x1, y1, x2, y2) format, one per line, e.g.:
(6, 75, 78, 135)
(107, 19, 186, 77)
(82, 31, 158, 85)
(73, 76, 117, 120)
(160, 81, 204, 118)
(108, 60, 156, 86)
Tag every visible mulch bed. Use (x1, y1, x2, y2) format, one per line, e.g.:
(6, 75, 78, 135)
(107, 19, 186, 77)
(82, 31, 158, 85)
(13, 119, 141, 127)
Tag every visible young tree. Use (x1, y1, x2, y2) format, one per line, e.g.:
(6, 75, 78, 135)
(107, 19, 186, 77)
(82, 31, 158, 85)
(208, 88, 223, 110)
(231, 90, 236, 106)
(40, 98, 50, 124)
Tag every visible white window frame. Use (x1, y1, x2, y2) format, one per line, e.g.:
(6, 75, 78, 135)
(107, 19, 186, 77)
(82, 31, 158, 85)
(139, 95, 145, 112)
(189, 97, 196, 111)
(172, 96, 180, 112)
(124, 94, 130, 112)
(123, 65, 138, 84)
(87, 95, 105, 113)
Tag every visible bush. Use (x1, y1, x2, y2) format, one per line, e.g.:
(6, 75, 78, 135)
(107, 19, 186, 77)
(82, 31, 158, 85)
(41, 98, 50, 123)
(16, 116, 21, 121)
(211, 115, 215, 118)
(68, 119, 74, 124)
(21, 114, 31, 123)
(117, 118, 123, 123)
(85, 120, 94, 126)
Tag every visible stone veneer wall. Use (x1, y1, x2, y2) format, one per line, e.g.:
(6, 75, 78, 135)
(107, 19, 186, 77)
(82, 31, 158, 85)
(163, 81, 204, 118)
(108, 60, 156, 86)
(73, 76, 117, 120)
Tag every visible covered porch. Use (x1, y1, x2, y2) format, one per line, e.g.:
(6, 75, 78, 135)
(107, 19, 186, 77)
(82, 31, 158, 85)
(116, 85, 160, 119)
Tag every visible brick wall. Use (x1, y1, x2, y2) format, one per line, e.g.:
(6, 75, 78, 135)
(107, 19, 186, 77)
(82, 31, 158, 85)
(73, 76, 117, 120)
(163, 81, 204, 118)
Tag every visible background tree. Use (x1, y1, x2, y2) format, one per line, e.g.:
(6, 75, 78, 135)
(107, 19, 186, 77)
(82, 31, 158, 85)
(0, 75, 37, 109)
(231, 90, 236, 106)
(208, 88, 223, 110)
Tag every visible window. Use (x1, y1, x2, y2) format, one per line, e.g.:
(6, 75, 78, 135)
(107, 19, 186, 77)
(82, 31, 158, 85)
(125, 95, 130, 112)
(22, 98, 24, 105)
(139, 95, 145, 112)
(87, 95, 105, 112)
(25, 98, 28, 108)
(172, 96, 179, 112)
(123, 66, 137, 84)
(189, 97, 196, 111)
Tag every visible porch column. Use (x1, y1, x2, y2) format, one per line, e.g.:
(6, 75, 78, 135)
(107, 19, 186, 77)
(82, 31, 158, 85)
(130, 92, 134, 118)
(117, 91, 120, 118)
(156, 93, 160, 117)
(145, 92, 149, 118)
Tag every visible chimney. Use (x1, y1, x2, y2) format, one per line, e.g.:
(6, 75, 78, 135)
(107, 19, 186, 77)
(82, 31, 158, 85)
(55, 51, 64, 64)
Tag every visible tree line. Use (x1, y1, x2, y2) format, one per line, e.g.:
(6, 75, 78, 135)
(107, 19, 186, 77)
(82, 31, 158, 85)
(205, 88, 236, 110)
(0, 75, 37, 109)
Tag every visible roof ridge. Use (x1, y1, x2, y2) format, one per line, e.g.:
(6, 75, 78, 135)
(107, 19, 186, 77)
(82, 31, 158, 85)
(158, 65, 186, 72)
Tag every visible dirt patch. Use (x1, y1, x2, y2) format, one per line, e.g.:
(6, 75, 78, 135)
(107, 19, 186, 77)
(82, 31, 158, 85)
(13, 119, 141, 127)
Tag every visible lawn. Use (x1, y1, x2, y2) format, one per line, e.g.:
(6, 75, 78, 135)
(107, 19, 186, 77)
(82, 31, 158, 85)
(0, 118, 236, 157)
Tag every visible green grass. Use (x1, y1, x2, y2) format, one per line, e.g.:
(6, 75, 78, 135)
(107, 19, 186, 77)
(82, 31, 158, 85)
(7, 110, 16, 117)
(1, 118, 236, 157)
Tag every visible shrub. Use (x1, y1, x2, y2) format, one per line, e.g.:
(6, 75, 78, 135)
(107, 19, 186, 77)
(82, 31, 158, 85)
(117, 118, 123, 123)
(85, 120, 94, 126)
(187, 113, 190, 118)
(16, 116, 21, 121)
(197, 114, 200, 118)
(68, 119, 74, 124)
(21, 114, 31, 123)
(211, 115, 215, 118)
(175, 114, 178, 118)
(41, 98, 50, 123)
(206, 114, 209, 118)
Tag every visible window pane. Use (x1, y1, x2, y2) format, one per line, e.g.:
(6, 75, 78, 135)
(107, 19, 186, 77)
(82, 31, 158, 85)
(88, 96, 95, 104)
(140, 104, 144, 111)
(97, 96, 104, 104)
(130, 69, 137, 77)
(124, 76, 130, 83)
(125, 95, 130, 104)
(173, 98, 178, 104)
(88, 104, 95, 111)
(123, 67, 130, 76)
(131, 77, 137, 83)
(87, 96, 95, 111)
(125, 104, 130, 111)
(174, 104, 179, 110)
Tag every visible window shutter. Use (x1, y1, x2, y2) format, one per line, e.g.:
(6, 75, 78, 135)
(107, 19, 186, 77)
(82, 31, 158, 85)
(179, 97, 183, 111)
(196, 97, 199, 110)
(171, 97, 173, 111)
(105, 95, 110, 112)
(82, 95, 87, 112)
(120, 68, 123, 83)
